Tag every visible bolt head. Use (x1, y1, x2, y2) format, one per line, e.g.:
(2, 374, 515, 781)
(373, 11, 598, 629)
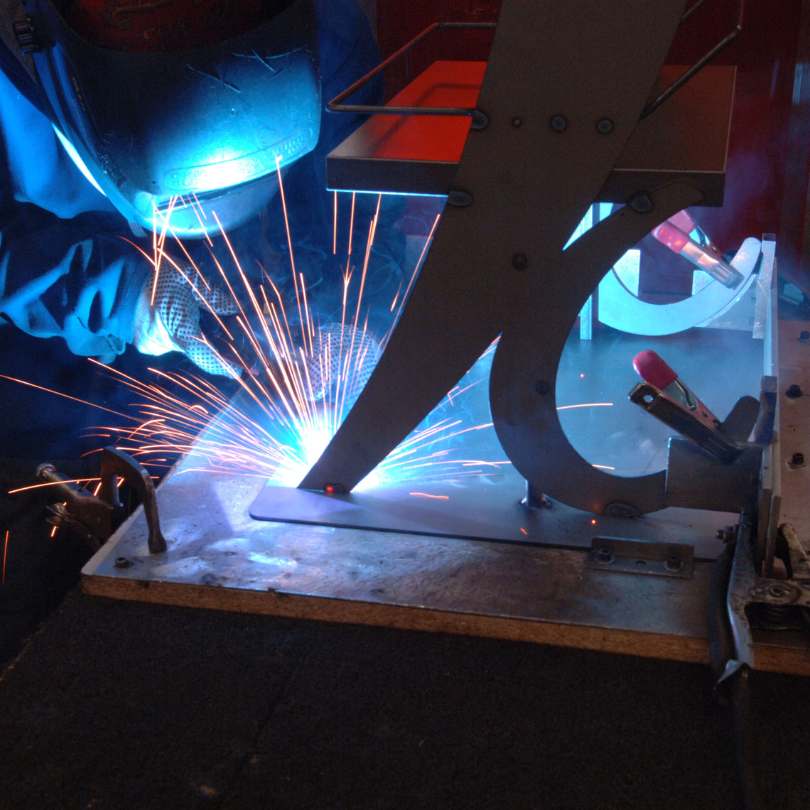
(512, 252, 529, 271)
(790, 452, 805, 467)
(549, 114, 568, 133)
(511, 116, 523, 128)
(628, 192, 654, 214)
(596, 117, 615, 135)
(786, 384, 803, 399)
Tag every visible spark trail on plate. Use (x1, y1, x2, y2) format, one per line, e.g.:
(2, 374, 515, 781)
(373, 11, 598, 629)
(2, 169, 509, 496)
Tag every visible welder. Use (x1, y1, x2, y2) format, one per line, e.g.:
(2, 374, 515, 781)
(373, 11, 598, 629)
(0, 0, 378, 374)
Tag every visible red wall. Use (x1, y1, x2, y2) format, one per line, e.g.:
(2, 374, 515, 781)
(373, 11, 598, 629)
(376, 1, 808, 283)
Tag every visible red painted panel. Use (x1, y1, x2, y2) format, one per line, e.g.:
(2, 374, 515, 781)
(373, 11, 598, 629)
(376, 1, 808, 282)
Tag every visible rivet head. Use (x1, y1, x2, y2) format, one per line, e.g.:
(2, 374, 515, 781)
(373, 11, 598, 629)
(628, 192, 654, 214)
(790, 452, 805, 467)
(447, 189, 473, 208)
(512, 252, 529, 271)
(786, 384, 803, 399)
(511, 116, 523, 128)
(596, 117, 615, 135)
(549, 114, 568, 133)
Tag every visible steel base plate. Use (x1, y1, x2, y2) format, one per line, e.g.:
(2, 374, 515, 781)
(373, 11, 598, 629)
(250, 470, 730, 559)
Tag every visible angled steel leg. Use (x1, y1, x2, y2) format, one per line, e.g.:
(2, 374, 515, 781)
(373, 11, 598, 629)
(300, 0, 689, 498)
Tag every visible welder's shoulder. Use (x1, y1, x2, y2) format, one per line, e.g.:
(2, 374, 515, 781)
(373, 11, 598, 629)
(316, 0, 375, 60)
(316, 0, 378, 106)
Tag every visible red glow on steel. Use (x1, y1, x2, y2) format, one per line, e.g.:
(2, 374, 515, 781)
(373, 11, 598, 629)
(409, 492, 450, 501)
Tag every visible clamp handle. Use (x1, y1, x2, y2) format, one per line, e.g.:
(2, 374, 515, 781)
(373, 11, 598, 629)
(100, 448, 167, 554)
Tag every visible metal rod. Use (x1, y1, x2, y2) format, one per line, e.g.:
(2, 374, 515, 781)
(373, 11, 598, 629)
(642, 0, 745, 118)
(327, 103, 479, 118)
(328, 20, 496, 117)
(681, 0, 708, 23)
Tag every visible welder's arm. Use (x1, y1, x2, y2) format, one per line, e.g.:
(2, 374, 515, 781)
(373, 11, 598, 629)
(0, 203, 148, 359)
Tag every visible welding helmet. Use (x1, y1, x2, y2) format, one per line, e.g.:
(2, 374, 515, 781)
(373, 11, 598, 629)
(12, 0, 321, 236)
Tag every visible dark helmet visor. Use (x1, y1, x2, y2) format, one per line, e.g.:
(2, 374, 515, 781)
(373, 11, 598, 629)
(25, 0, 320, 236)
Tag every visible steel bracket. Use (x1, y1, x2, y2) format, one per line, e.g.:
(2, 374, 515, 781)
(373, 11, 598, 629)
(586, 536, 695, 579)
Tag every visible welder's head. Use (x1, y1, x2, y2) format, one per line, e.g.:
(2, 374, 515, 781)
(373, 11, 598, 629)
(18, 1, 321, 236)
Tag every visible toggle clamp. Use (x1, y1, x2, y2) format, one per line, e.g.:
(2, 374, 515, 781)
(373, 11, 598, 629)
(38, 447, 167, 554)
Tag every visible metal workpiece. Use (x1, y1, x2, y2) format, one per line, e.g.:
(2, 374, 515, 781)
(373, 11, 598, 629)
(665, 440, 762, 513)
(301, 0, 693, 512)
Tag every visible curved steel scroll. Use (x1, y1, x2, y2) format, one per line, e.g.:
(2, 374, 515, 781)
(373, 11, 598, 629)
(490, 182, 705, 516)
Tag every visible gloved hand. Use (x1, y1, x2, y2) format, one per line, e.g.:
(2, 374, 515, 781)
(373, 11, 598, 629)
(133, 267, 240, 376)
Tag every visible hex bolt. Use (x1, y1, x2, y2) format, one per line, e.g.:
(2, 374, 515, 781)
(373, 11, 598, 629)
(511, 116, 523, 128)
(512, 252, 529, 271)
(549, 114, 568, 133)
(665, 556, 683, 572)
(534, 380, 551, 396)
(716, 526, 736, 543)
(786, 384, 803, 399)
(596, 546, 614, 564)
(596, 117, 615, 135)
(790, 452, 805, 467)
(114, 557, 132, 569)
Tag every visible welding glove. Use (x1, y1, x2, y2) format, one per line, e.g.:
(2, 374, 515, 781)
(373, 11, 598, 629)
(133, 269, 240, 376)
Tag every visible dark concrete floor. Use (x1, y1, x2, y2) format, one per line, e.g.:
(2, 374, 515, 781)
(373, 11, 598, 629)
(1, 587, 809, 810)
